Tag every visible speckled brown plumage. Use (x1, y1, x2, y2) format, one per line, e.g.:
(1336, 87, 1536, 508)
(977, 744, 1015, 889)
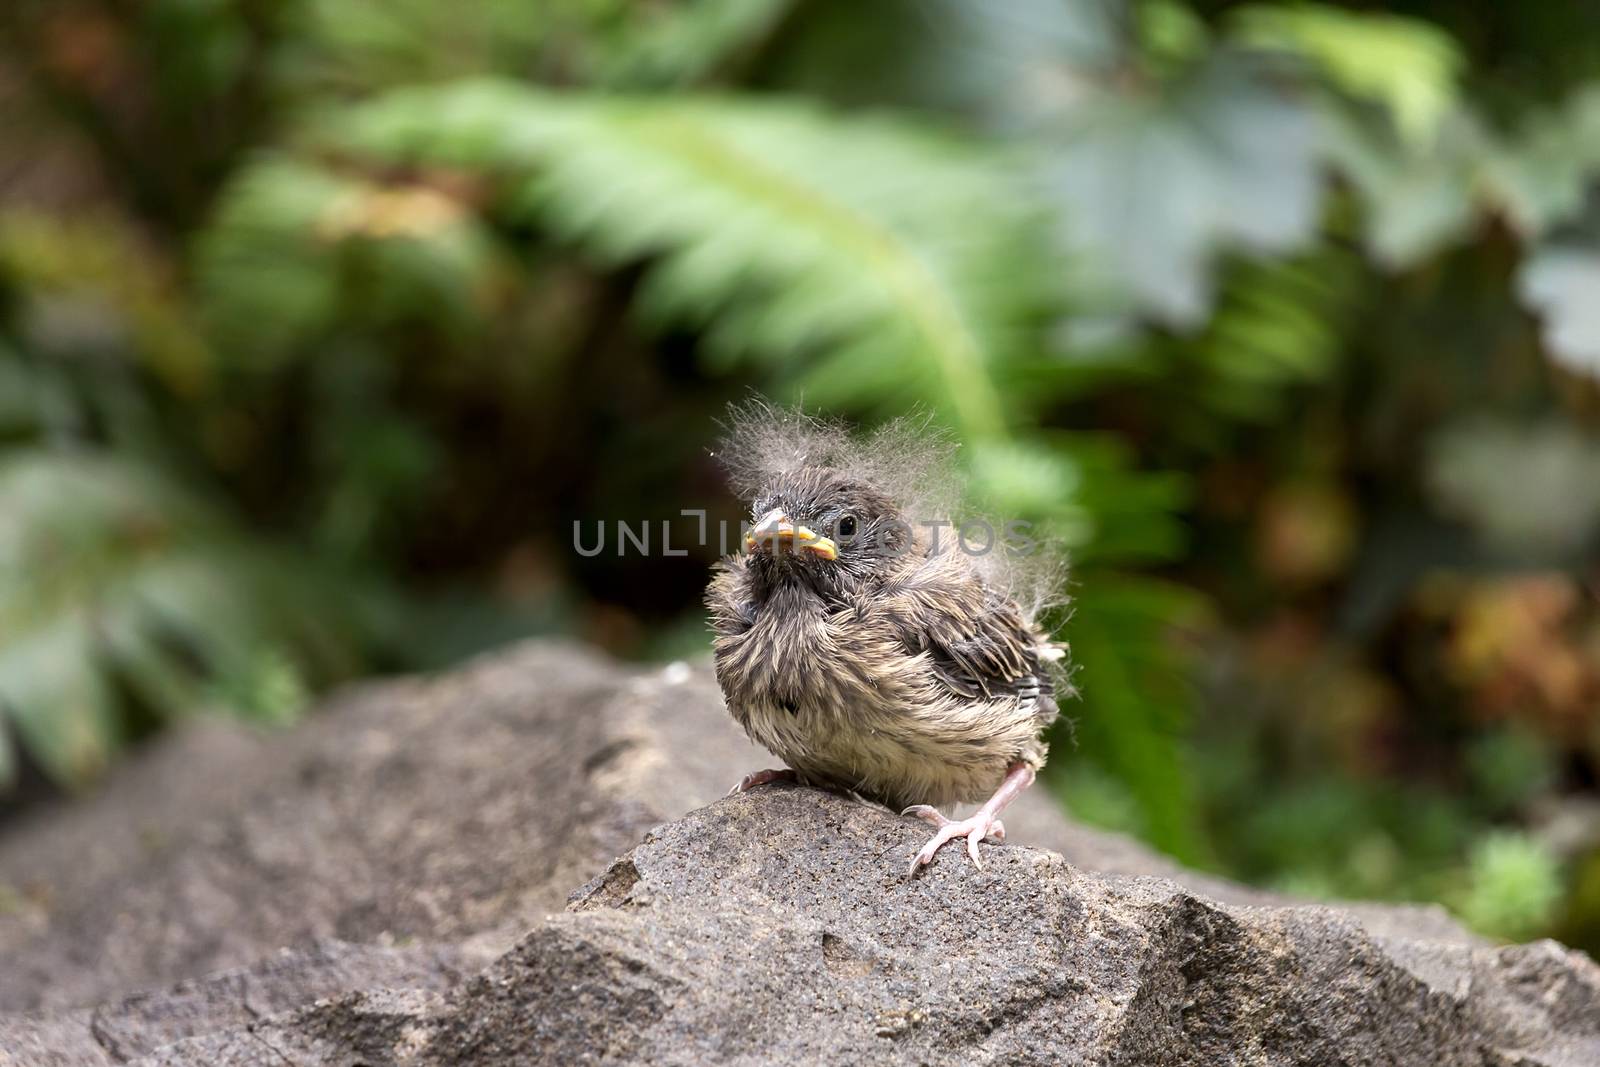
(704, 405, 1069, 872)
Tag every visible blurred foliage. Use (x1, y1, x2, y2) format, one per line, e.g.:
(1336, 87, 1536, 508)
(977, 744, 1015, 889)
(2, 0, 1600, 947)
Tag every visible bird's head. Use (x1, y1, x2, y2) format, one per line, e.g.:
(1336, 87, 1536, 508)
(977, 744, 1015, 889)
(714, 400, 955, 598)
(712, 400, 1066, 627)
(741, 466, 911, 592)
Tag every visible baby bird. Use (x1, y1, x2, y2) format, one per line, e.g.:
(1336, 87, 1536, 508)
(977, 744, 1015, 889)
(705, 405, 1068, 874)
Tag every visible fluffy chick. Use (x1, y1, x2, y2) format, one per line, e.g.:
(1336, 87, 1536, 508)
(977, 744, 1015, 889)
(705, 404, 1068, 873)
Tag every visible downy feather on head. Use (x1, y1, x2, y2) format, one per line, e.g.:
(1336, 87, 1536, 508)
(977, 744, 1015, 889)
(712, 398, 1070, 640)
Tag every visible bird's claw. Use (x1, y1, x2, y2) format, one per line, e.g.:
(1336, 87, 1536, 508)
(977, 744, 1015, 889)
(901, 804, 1005, 839)
(903, 807, 1006, 875)
(727, 768, 796, 796)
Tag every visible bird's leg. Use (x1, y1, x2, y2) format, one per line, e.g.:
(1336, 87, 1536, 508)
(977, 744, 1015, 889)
(904, 762, 1035, 875)
(727, 767, 797, 796)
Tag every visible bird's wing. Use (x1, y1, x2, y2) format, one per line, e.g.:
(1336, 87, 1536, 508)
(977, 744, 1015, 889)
(875, 555, 1058, 708)
(705, 556, 756, 638)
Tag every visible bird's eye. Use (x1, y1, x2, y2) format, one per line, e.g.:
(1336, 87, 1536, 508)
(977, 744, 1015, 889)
(837, 514, 858, 539)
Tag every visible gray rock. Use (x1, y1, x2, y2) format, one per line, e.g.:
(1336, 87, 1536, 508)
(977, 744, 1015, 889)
(0, 941, 476, 1067)
(0, 642, 762, 1014)
(2, 640, 1597, 1065)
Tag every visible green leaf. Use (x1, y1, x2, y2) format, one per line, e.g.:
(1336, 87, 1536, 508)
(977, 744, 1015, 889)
(0, 619, 118, 787)
(969, 439, 1082, 515)
(1066, 573, 1208, 861)
(1045, 434, 1191, 566)
(1165, 240, 1365, 426)
(0, 449, 361, 785)
(1138, 0, 1211, 70)
(339, 81, 1048, 438)
(291, 0, 792, 94)
(1479, 87, 1600, 236)
(1319, 106, 1483, 267)
(1457, 832, 1562, 940)
(1039, 58, 1322, 326)
(1324, 84, 1600, 267)
(1519, 245, 1600, 380)
(588, 0, 796, 88)
(195, 160, 351, 364)
(198, 159, 499, 368)
(1231, 3, 1461, 147)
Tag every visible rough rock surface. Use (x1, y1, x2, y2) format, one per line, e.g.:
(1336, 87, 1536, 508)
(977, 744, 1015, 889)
(1, 641, 1596, 1065)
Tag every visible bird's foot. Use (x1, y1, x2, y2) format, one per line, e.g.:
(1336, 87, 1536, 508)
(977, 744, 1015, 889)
(902, 804, 1006, 841)
(902, 805, 1006, 875)
(727, 768, 796, 796)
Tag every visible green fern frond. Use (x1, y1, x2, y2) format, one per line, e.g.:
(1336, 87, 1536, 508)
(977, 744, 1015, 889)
(1231, 3, 1462, 147)
(291, 0, 791, 94)
(1174, 240, 1366, 425)
(0, 449, 362, 787)
(1065, 573, 1208, 861)
(197, 158, 502, 367)
(336, 80, 1055, 438)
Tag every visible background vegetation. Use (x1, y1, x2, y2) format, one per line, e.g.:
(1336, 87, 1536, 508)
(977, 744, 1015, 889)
(2, 0, 1598, 950)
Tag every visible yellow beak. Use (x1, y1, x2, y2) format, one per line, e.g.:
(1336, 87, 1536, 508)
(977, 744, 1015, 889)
(744, 510, 838, 561)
